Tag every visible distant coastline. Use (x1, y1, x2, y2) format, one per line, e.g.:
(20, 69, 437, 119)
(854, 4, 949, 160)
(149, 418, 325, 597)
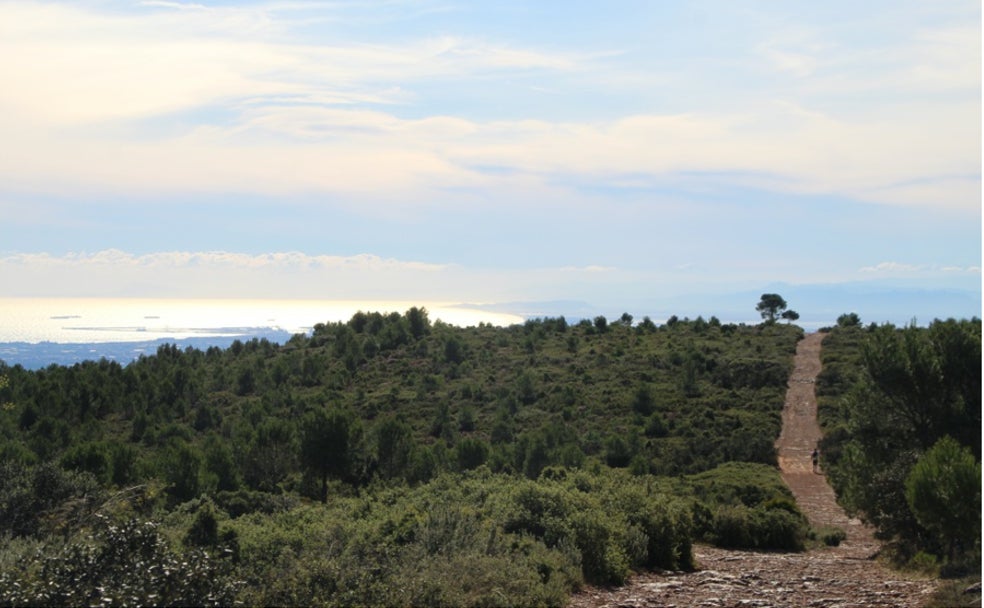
(1, 286, 979, 370)
(0, 330, 295, 370)
(0, 298, 526, 369)
(0, 297, 526, 345)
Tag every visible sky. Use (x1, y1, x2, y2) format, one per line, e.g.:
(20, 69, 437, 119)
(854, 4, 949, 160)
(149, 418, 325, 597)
(0, 0, 980, 321)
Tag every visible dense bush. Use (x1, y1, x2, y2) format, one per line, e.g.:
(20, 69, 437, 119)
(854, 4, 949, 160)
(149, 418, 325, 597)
(818, 319, 981, 570)
(905, 436, 981, 563)
(0, 461, 105, 539)
(684, 462, 810, 551)
(229, 468, 696, 603)
(1, 514, 240, 607)
(708, 503, 806, 550)
(229, 471, 589, 606)
(814, 526, 847, 547)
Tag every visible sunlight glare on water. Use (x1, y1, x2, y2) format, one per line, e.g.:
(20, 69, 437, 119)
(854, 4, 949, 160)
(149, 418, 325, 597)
(0, 298, 524, 344)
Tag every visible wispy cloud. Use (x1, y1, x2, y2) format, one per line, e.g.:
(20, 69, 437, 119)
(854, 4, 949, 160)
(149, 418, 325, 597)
(0, 1, 978, 310)
(0, 3, 579, 125)
(558, 265, 616, 274)
(0, 2, 977, 212)
(0, 250, 639, 301)
(2, 100, 978, 211)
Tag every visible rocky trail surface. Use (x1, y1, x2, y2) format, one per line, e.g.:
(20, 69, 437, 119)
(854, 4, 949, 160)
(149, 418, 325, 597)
(569, 332, 939, 608)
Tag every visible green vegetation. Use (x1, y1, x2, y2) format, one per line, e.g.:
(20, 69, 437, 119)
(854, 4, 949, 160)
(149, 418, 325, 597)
(756, 293, 798, 325)
(0, 308, 836, 605)
(817, 317, 981, 576)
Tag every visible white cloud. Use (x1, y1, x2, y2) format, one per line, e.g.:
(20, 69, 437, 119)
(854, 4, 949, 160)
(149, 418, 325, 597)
(2, 250, 449, 271)
(0, 250, 636, 301)
(858, 262, 981, 275)
(0, 3, 580, 126)
(859, 262, 927, 273)
(558, 265, 616, 274)
(905, 26, 982, 92)
(0, 2, 978, 213)
(749, 6, 980, 96)
(0, 4, 291, 125)
(4, 99, 977, 211)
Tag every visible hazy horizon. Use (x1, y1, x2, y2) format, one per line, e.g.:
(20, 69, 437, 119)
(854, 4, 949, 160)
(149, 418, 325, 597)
(0, 289, 978, 369)
(1, 285, 979, 344)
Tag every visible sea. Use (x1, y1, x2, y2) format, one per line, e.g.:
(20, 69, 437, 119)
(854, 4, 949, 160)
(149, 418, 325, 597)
(0, 298, 525, 369)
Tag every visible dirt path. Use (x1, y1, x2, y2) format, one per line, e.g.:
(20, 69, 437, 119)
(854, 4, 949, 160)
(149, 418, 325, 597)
(569, 332, 938, 608)
(776, 332, 875, 557)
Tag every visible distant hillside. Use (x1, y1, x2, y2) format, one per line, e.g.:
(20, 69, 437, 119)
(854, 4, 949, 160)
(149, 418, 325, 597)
(1, 311, 803, 479)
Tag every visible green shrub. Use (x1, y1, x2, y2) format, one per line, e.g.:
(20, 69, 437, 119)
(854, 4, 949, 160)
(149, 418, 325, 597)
(710, 503, 807, 551)
(214, 489, 297, 518)
(905, 436, 982, 562)
(753, 507, 806, 550)
(816, 526, 847, 547)
(1, 514, 239, 607)
(60, 441, 112, 484)
(687, 462, 792, 508)
(711, 504, 753, 548)
(571, 510, 629, 585)
(503, 481, 577, 547)
(499, 472, 695, 584)
(907, 550, 940, 575)
(604, 476, 694, 571)
(184, 500, 220, 547)
(227, 475, 586, 607)
(455, 437, 490, 471)
(0, 461, 105, 538)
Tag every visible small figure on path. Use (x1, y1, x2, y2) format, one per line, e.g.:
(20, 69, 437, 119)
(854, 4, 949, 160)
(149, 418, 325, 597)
(811, 447, 820, 473)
